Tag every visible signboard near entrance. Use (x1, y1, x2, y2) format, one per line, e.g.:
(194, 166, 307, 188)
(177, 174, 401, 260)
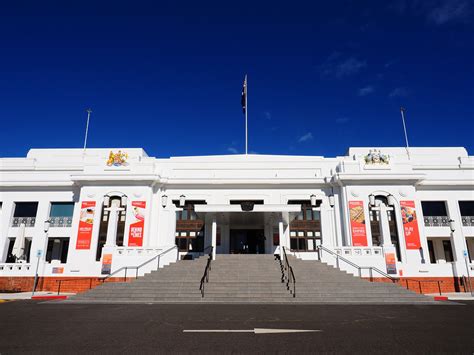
(400, 201, 421, 249)
(76, 201, 96, 250)
(349, 201, 368, 246)
(128, 201, 146, 247)
(385, 252, 397, 275)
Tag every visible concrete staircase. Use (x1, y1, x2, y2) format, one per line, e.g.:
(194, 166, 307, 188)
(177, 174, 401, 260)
(66, 254, 438, 304)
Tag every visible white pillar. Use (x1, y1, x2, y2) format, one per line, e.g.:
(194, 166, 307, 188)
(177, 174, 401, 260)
(446, 200, 469, 276)
(104, 205, 124, 247)
(278, 220, 285, 256)
(376, 202, 394, 248)
(211, 217, 217, 260)
(320, 201, 334, 247)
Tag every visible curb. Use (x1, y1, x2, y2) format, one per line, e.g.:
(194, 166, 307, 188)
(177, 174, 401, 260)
(31, 295, 68, 300)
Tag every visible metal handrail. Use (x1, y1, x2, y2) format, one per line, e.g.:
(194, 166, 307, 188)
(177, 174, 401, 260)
(199, 246, 213, 298)
(317, 245, 398, 283)
(281, 247, 296, 297)
(317, 245, 445, 295)
(56, 245, 179, 295)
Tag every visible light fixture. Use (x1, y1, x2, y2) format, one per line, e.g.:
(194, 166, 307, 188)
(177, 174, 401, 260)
(369, 194, 375, 206)
(449, 219, 455, 232)
(161, 194, 168, 208)
(103, 196, 110, 207)
(310, 194, 317, 207)
(179, 195, 186, 207)
(387, 195, 396, 207)
(329, 195, 335, 207)
(121, 195, 128, 206)
(44, 219, 51, 233)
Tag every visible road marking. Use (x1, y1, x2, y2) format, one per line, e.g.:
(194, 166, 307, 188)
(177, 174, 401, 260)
(183, 328, 322, 334)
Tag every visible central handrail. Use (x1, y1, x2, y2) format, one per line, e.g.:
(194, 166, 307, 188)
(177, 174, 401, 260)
(281, 247, 296, 297)
(56, 245, 179, 295)
(199, 246, 213, 297)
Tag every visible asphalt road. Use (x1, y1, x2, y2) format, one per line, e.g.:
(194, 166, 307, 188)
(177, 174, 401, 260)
(0, 301, 473, 354)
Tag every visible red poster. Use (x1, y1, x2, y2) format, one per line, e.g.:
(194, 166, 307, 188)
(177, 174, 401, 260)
(76, 201, 96, 250)
(349, 201, 368, 246)
(385, 253, 397, 275)
(128, 201, 146, 247)
(101, 254, 112, 275)
(400, 200, 421, 249)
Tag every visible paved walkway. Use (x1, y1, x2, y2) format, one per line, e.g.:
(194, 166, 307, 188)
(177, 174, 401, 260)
(0, 291, 75, 300)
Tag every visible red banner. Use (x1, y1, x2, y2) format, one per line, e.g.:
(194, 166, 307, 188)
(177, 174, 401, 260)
(400, 200, 421, 250)
(101, 254, 112, 275)
(128, 201, 146, 247)
(76, 201, 96, 250)
(349, 201, 368, 246)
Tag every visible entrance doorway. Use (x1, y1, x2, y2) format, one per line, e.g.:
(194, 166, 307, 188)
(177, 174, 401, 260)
(229, 229, 265, 254)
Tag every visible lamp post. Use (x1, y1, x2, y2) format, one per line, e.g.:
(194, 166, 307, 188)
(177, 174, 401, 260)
(32, 219, 50, 296)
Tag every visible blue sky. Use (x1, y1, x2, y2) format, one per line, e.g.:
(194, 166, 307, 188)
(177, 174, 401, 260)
(1, 0, 473, 158)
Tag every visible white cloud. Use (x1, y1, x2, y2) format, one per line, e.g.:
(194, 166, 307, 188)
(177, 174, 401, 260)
(428, 0, 470, 24)
(358, 86, 375, 96)
(336, 117, 350, 124)
(264, 111, 272, 120)
(298, 132, 313, 143)
(227, 147, 238, 154)
(319, 53, 367, 79)
(389, 87, 409, 98)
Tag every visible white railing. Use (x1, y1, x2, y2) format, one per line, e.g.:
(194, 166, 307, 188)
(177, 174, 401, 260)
(49, 216, 73, 227)
(0, 263, 33, 276)
(423, 216, 450, 227)
(332, 246, 384, 257)
(462, 216, 474, 227)
(11, 217, 35, 227)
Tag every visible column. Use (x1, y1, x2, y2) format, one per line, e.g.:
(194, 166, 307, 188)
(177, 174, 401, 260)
(211, 217, 217, 260)
(377, 202, 394, 248)
(320, 201, 334, 247)
(104, 205, 124, 247)
(446, 199, 469, 276)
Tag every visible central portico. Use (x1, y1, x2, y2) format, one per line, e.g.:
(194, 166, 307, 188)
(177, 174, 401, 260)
(194, 203, 302, 258)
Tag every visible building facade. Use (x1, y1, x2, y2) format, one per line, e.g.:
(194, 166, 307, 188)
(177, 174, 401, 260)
(0, 147, 473, 293)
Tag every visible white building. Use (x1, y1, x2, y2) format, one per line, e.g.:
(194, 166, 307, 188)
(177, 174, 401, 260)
(0, 147, 473, 293)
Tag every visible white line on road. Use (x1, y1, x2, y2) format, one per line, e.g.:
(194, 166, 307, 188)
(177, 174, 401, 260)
(183, 328, 322, 334)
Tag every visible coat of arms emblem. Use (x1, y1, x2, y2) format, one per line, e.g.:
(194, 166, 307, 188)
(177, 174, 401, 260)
(364, 149, 389, 165)
(106, 150, 128, 167)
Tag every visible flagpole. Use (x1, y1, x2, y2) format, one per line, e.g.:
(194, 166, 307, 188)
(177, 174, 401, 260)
(400, 107, 410, 160)
(245, 75, 248, 155)
(83, 108, 92, 156)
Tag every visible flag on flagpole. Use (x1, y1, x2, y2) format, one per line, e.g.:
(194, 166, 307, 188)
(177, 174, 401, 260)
(241, 75, 247, 114)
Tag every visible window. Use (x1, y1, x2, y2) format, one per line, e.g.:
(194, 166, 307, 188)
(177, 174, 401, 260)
(49, 202, 74, 227)
(288, 200, 321, 252)
(459, 201, 474, 226)
(370, 210, 382, 246)
(46, 238, 69, 263)
(175, 201, 206, 252)
(175, 230, 204, 252)
(422, 201, 449, 227)
(5, 238, 32, 263)
(443, 240, 454, 262)
(11, 202, 38, 227)
(290, 230, 320, 252)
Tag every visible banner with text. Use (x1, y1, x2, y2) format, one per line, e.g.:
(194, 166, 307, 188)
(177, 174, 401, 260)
(128, 201, 146, 247)
(76, 201, 96, 250)
(385, 252, 397, 275)
(349, 201, 368, 246)
(400, 200, 421, 250)
(101, 254, 112, 274)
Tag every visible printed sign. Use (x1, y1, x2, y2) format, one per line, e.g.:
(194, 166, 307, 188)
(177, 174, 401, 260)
(128, 201, 146, 247)
(349, 201, 368, 246)
(76, 201, 96, 250)
(52, 267, 64, 274)
(400, 201, 421, 250)
(385, 253, 397, 275)
(101, 254, 112, 275)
